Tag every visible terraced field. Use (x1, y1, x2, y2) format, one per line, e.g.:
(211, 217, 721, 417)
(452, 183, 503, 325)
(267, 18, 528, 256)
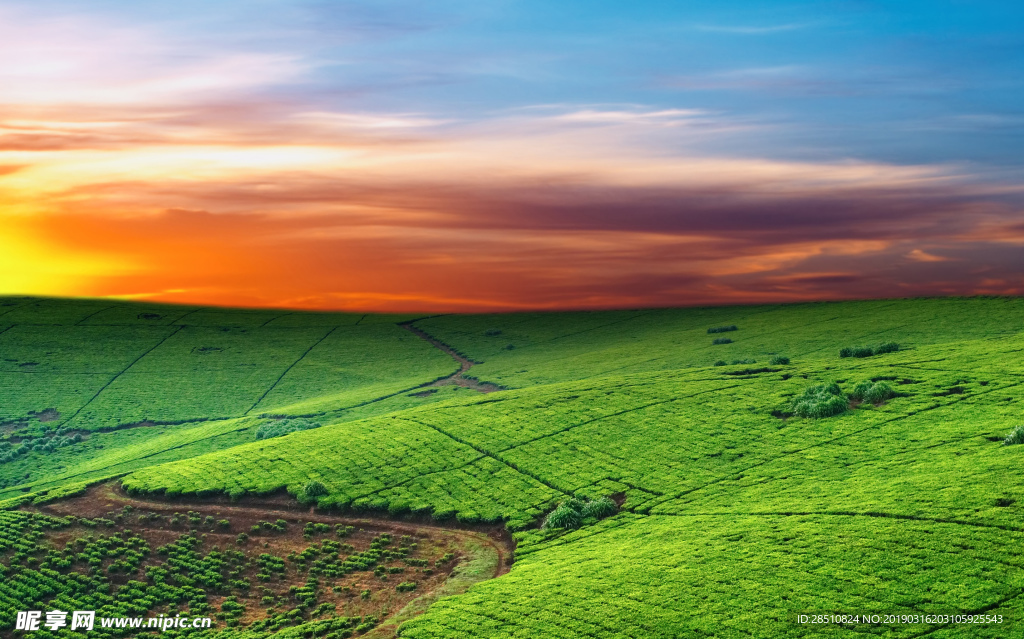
(2, 295, 1022, 637)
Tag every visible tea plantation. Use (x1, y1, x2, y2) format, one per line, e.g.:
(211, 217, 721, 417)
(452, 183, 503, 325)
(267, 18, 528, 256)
(2, 295, 1024, 637)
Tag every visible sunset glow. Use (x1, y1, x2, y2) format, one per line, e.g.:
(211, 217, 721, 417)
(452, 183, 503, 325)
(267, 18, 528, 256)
(2, 2, 1022, 311)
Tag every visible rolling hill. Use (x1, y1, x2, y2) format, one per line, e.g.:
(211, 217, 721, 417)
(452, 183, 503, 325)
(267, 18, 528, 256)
(1, 295, 1022, 637)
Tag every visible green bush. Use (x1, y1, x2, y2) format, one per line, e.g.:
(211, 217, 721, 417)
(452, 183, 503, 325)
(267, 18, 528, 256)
(543, 504, 581, 530)
(850, 380, 896, 404)
(543, 496, 618, 529)
(304, 481, 328, 498)
(769, 355, 790, 365)
(850, 381, 872, 400)
(1004, 425, 1024, 446)
(875, 342, 900, 354)
(839, 346, 874, 358)
(712, 337, 733, 345)
(707, 325, 738, 334)
(864, 381, 896, 404)
(792, 382, 848, 418)
(713, 360, 727, 366)
(256, 418, 322, 441)
(840, 343, 900, 358)
(580, 497, 617, 520)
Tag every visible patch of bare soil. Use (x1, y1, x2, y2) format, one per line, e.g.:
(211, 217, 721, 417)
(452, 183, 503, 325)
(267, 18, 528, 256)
(401, 324, 504, 393)
(28, 482, 511, 634)
(33, 408, 60, 422)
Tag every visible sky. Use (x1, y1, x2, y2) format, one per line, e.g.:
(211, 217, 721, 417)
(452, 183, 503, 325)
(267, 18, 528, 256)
(1, 0, 1022, 311)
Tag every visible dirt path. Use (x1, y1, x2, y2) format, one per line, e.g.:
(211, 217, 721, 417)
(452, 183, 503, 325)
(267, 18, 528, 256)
(37, 482, 513, 575)
(402, 323, 503, 393)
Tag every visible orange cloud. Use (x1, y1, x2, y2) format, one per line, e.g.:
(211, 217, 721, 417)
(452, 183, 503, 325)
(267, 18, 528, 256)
(7, 166, 1021, 312)
(1, 44, 1021, 312)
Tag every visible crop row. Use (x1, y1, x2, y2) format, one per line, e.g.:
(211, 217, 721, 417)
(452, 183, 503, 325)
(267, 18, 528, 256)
(401, 514, 1024, 639)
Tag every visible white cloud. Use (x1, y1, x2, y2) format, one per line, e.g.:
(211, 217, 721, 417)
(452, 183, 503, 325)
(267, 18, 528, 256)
(0, 7, 311, 107)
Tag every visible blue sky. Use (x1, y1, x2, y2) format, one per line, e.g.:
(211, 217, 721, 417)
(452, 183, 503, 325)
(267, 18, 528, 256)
(19, 0, 1024, 164)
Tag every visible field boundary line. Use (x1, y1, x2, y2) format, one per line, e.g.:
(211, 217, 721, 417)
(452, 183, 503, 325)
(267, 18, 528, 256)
(356, 454, 490, 498)
(73, 305, 116, 325)
(514, 515, 644, 557)
(15, 420, 255, 494)
(246, 325, 340, 415)
(533, 309, 655, 345)
(0, 299, 35, 320)
(652, 379, 1024, 507)
(644, 510, 1024, 532)
(59, 325, 185, 428)
(0, 324, 15, 338)
(403, 417, 570, 497)
(170, 308, 202, 325)
(259, 312, 292, 327)
(495, 382, 745, 453)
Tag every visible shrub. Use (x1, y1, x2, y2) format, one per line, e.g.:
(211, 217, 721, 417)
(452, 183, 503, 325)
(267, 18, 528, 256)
(543, 496, 617, 529)
(1004, 425, 1024, 446)
(839, 346, 873, 358)
(543, 504, 581, 530)
(707, 325, 738, 334)
(713, 360, 727, 366)
(256, 418, 322, 441)
(484, 329, 502, 336)
(769, 355, 790, 365)
(792, 382, 848, 418)
(850, 381, 872, 400)
(580, 496, 617, 520)
(850, 380, 896, 404)
(863, 381, 896, 404)
(396, 581, 417, 592)
(304, 481, 328, 498)
(840, 343, 899, 358)
(712, 337, 733, 345)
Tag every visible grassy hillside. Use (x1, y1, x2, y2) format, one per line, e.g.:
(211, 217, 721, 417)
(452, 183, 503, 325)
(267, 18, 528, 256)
(0, 297, 456, 498)
(2, 296, 1023, 637)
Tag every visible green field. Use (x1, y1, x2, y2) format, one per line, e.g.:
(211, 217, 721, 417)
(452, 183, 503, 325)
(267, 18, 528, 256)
(2, 295, 1023, 637)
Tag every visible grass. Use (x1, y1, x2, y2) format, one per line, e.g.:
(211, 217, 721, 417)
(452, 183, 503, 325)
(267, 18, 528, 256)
(3, 295, 1024, 637)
